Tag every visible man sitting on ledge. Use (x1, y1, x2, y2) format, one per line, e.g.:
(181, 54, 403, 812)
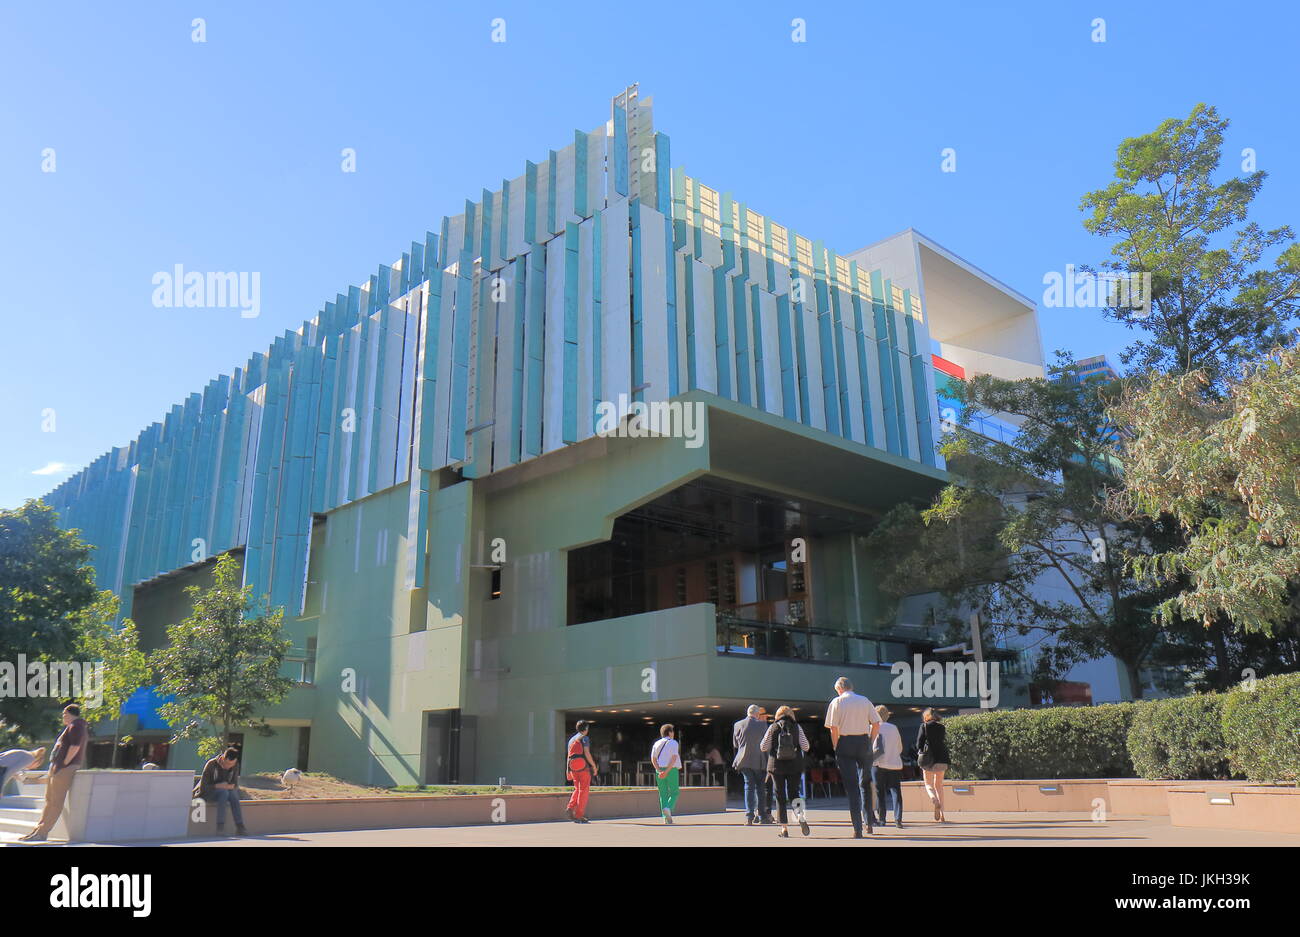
(195, 747, 250, 837)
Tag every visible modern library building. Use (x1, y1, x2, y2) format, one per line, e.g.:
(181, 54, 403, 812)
(43, 86, 1049, 786)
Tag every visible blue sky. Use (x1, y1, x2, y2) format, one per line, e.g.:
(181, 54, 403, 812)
(3, 0, 1296, 509)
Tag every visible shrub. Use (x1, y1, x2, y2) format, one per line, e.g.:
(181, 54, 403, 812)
(946, 710, 1017, 779)
(947, 678, 1300, 782)
(0, 718, 31, 750)
(947, 702, 1137, 779)
(1221, 673, 1300, 784)
(1127, 693, 1231, 780)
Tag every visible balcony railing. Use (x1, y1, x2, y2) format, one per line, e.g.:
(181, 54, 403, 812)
(935, 393, 1021, 446)
(715, 614, 932, 667)
(715, 612, 1026, 677)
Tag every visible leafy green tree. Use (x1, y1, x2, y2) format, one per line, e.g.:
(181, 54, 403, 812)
(0, 719, 30, 749)
(151, 554, 293, 759)
(74, 590, 151, 761)
(0, 500, 99, 736)
(1080, 103, 1300, 389)
(1082, 104, 1300, 686)
(865, 356, 1175, 698)
(1150, 608, 1300, 694)
(1114, 344, 1300, 636)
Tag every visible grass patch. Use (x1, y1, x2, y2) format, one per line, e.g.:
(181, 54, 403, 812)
(390, 784, 640, 795)
(239, 772, 643, 799)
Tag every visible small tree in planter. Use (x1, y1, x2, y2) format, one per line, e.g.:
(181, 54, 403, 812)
(151, 554, 293, 760)
(74, 590, 151, 762)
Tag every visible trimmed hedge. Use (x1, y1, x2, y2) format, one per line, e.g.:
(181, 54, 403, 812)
(947, 703, 1137, 780)
(1127, 693, 1232, 780)
(1221, 673, 1300, 784)
(947, 673, 1300, 783)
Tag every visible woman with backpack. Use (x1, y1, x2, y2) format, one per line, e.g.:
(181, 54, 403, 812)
(759, 705, 811, 837)
(916, 708, 950, 822)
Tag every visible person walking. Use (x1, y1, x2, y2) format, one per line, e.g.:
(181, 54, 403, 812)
(195, 747, 250, 836)
(564, 719, 597, 823)
(651, 724, 681, 824)
(916, 708, 950, 822)
(732, 704, 772, 825)
(824, 677, 881, 838)
(872, 705, 904, 828)
(760, 706, 810, 838)
(19, 704, 88, 842)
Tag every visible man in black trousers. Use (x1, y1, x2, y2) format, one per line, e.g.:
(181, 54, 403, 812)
(825, 677, 881, 838)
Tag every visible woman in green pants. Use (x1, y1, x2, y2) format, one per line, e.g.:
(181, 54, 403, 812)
(651, 724, 681, 824)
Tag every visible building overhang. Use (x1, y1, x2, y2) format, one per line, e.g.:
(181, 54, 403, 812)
(695, 392, 948, 517)
(849, 229, 1046, 382)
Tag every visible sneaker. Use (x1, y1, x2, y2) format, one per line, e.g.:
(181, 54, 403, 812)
(760, 815, 774, 825)
(895, 819, 904, 829)
(235, 827, 250, 836)
(663, 809, 673, 825)
(799, 817, 811, 837)
(745, 816, 755, 826)
(565, 807, 575, 821)
(777, 829, 789, 838)
(853, 830, 864, 839)
(576, 817, 590, 824)
(215, 826, 226, 836)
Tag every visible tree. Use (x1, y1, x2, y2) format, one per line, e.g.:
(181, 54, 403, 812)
(1150, 607, 1300, 694)
(1080, 103, 1300, 389)
(0, 500, 99, 736)
(865, 355, 1175, 698)
(74, 590, 151, 762)
(151, 553, 293, 759)
(1083, 104, 1300, 688)
(1114, 344, 1300, 637)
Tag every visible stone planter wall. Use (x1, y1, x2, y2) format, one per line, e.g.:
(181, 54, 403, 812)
(188, 785, 726, 837)
(62, 770, 196, 843)
(1166, 786, 1300, 834)
(1105, 779, 1245, 816)
(899, 779, 1110, 812)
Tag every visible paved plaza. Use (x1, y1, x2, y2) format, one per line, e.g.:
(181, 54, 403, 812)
(112, 804, 1299, 848)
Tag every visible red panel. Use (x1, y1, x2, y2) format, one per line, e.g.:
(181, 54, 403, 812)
(932, 354, 965, 380)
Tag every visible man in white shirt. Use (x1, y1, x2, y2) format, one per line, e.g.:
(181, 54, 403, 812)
(872, 705, 905, 828)
(825, 676, 881, 837)
(651, 724, 682, 824)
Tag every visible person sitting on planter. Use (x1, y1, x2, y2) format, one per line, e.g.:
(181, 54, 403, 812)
(195, 747, 250, 836)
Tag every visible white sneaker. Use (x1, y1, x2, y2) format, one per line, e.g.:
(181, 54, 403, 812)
(663, 809, 673, 825)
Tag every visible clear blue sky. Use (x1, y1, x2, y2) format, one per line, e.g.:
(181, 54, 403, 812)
(3, 0, 1296, 509)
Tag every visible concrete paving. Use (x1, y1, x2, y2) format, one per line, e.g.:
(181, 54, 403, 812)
(51, 804, 1299, 847)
